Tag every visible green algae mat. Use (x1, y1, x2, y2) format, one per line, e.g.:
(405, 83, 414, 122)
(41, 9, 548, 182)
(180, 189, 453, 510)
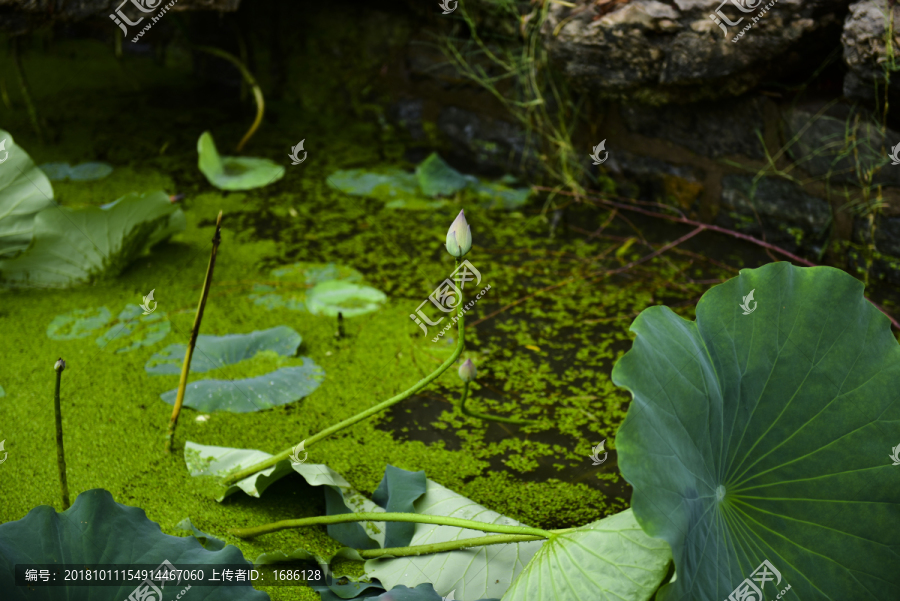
(1, 33, 899, 601)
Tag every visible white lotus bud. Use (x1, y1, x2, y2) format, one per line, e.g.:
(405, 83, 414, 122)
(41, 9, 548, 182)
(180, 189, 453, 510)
(445, 210, 472, 258)
(458, 359, 477, 383)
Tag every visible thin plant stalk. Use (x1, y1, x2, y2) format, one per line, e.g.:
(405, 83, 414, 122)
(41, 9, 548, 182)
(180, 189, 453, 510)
(222, 261, 467, 487)
(193, 45, 264, 152)
(166, 211, 224, 453)
(460, 381, 537, 425)
(12, 35, 44, 143)
(53, 358, 70, 510)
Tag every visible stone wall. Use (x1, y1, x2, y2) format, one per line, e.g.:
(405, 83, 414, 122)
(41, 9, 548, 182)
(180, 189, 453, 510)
(385, 0, 900, 284)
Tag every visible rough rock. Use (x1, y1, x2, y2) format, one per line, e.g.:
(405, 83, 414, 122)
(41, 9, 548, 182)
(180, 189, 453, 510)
(841, 0, 900, 101)
(541, 0, 849, 105)
(782, 103, 900, 187)
(389, 98, 427, 141)
(621, 94, 768, 158)
(717, 174, 832, 254)
(436, 106, 539, 173)
(606, 150, 706, 212)
(852, 215, 900, 284)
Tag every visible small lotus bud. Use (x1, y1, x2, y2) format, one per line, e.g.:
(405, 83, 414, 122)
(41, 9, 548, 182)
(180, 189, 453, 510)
(458, 359, 476, 383)
(54, 358, 66, 372)
(445, 210, 472, 258)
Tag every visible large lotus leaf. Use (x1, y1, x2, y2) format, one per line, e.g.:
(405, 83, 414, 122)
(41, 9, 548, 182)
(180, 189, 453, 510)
(95, 304, 171, 354)
(161, 360, 324, 413)
(611, 262, 900, 601)
(501, 509, 671, 601)
(316, 583, 494, 601)
(184, 443, 385, 532)
(0, 488, 269, 601)
(175, 518, 226, 551)
(0, 191, 185, 288)
(184, 442, 296, 501)
(415, 153, 478, 198)
(0, 130, 56, 258)
(366, 479, 544, 601)
(197, 131, 284, 190)
(307, 280, 388, 317)
(0, 384, 5, 397)
(145, 326, 303, 375)
(46, 306, 112, 340)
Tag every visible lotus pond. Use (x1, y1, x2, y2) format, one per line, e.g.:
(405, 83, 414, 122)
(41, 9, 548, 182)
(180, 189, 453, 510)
(1, 22, 899, 601)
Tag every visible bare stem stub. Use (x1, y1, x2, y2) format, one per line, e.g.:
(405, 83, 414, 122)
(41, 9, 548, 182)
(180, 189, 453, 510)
(53, 358, 70, 510)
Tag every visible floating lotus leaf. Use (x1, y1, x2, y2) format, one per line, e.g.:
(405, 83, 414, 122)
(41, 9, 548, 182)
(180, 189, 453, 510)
(415, 153, 478, 197)
(95, 304, 170, 354)
(145, 326, 302, 375)
(38, 161, 114, 181)
(0, 130, 56, 258)
(0, 489, 268, 601)
(249, 262, 385, 317)
(326, 154, 530, 210)
(326, 168, 425, 204)
(611, 262, 900, 601)
(306, 280, 388, 317)
(501, 509, 671, 601)
(161, 360, 324, 413)
(197, 131, 284, 190)
(0, 191, 185, 288)
(271, 262, 364, 284)
(46, 306, 112, 340)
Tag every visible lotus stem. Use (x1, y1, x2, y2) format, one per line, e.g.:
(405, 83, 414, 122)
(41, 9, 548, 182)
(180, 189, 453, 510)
(354, 534, 546, 558)
(12, 35, 44, 143)
(221, 269, 467, 487)
(459, 381, 538, 425)
(53, 358, 70, 510)
(0, 79, 12, 110)
(166, 211, 224, 453)
(228, 512, 554, 539)
(193, 45, 264, 152)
